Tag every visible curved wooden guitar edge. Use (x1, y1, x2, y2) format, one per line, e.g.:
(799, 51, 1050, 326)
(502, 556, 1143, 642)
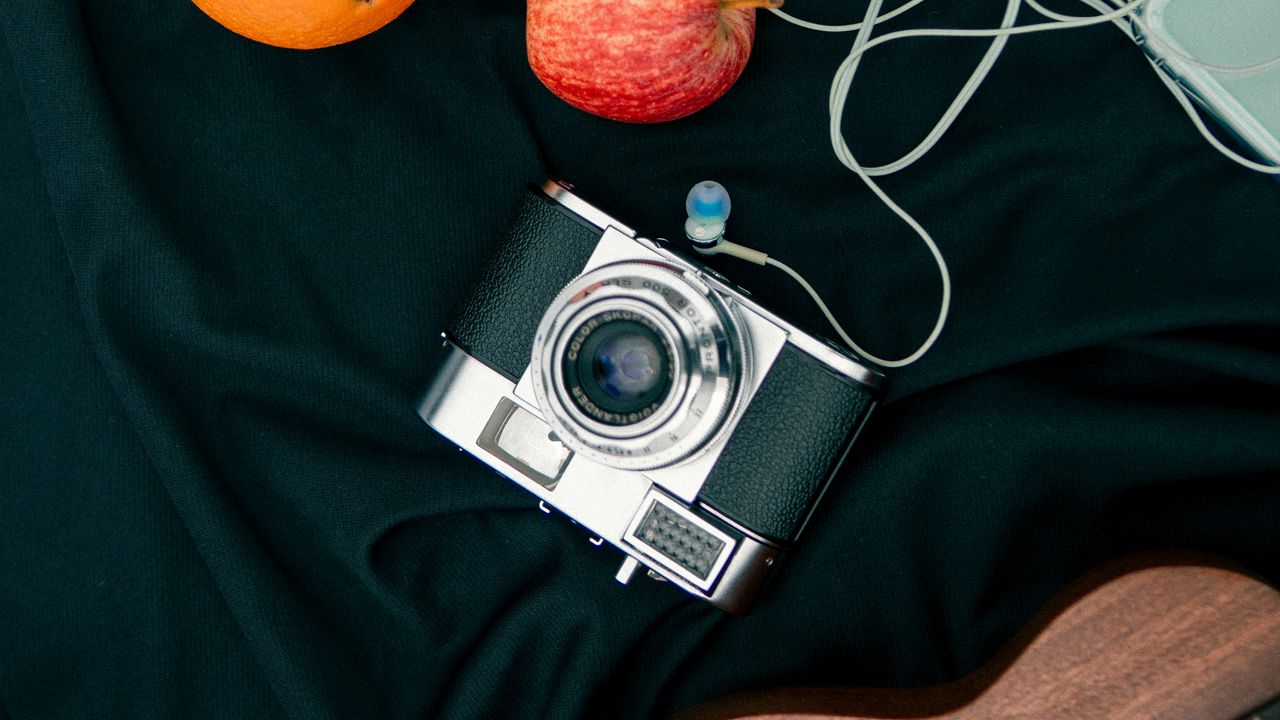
(673, 551, 1280, 720)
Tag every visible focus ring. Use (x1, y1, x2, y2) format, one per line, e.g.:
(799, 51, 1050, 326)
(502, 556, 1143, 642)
(529, 261, 747, 471)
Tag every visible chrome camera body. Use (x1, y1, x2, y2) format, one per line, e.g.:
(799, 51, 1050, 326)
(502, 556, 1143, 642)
(418, 181, 884, 612)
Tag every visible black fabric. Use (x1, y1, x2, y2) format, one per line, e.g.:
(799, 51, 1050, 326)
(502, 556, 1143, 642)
(2, 2, 1278, 719)
(700, 343, 876, 543)
(449, 188, 601, 379)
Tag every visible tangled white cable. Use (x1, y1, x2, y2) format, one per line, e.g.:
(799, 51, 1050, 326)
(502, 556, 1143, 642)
(758, 0, 1280, 368)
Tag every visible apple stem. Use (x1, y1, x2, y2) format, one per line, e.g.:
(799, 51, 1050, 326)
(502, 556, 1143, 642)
(720, 0, 783, 9)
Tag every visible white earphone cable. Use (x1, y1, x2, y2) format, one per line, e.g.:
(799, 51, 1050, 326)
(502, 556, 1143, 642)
(774, 0, 1021, 177)
(768, 0, 928, 33)
(785, 0, 1149, 367)
(1023, 0, 1117, 23)
(755, 0, 1276, 369)
(864, 0, 1021, 176)
(827, 0, 1148, 57)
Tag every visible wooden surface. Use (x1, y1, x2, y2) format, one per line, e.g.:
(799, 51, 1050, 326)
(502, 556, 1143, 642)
(674, 554, 1280, 720)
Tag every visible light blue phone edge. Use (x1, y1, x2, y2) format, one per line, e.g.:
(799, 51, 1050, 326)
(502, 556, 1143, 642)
(1131, 0, 1280, 168)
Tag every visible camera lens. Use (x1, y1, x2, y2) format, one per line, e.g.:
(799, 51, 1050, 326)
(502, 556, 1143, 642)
(562, 311, 675, 426)
(532, 261, 747, 470)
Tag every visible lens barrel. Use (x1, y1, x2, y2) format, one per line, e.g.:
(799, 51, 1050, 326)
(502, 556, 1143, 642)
(530, 261, 747, 471)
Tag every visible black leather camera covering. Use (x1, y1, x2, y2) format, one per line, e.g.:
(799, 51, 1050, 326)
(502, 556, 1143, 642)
(447, 189, 603, 379)
(699, 343, 876, 543)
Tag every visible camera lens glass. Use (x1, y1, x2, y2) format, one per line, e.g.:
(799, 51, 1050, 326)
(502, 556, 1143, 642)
(562, 310, 675, 427)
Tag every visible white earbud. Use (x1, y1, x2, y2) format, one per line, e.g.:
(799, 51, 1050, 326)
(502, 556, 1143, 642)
(684, 180, 731, 248)
(683, 181, 769, 266)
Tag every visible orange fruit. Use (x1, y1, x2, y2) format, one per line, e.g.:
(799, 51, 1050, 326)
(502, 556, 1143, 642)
(191, 0, 416, 49)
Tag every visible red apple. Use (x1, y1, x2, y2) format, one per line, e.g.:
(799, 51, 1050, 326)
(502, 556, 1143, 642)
(527, 0, 779, 124)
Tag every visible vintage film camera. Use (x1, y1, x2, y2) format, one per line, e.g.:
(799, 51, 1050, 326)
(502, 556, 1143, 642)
(418, 181, 883, 612)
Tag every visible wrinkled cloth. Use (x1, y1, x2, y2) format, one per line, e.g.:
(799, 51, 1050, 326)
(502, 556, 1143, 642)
(2, 1, 1278, 718)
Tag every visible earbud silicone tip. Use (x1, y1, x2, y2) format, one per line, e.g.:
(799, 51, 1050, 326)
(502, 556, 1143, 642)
(685, 181, 731, 222)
